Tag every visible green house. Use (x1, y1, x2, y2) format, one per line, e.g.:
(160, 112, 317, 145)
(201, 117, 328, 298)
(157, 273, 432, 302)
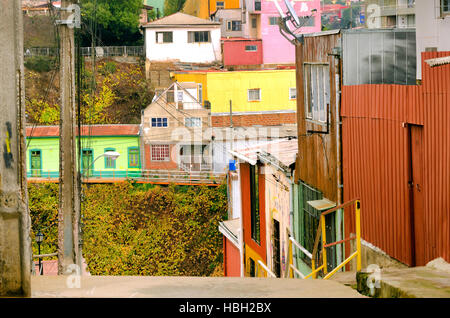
(144, 0, 165, 18)
(26, 125, 142, 179)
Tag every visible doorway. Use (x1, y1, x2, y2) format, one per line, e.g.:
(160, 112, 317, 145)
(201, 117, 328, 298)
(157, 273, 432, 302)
(408, 124, 425, 266)
(82, 149, 93, 177)
(273, 219, 281, 278)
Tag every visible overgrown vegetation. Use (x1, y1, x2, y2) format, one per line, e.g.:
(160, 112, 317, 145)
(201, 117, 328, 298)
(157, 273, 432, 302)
(25, 59, 154, 125)
(28, 182, 228, 276)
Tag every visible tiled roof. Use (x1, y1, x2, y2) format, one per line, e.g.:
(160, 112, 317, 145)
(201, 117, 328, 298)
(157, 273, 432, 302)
(142, 12, 220, 28)
(26, 125, 140, 137)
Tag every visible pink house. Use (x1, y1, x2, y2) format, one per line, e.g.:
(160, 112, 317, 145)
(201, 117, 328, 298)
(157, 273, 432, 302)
(244, 0, 321, 65)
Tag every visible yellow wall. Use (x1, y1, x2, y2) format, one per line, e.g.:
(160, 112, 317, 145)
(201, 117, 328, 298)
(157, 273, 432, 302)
(174, 69, 297, 113)
(183, 0, 241, 19)
(244, 245, 267, 277)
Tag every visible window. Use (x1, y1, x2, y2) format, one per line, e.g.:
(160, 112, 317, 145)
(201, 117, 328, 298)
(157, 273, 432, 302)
(245, 45, 257, 52)
(251, 17, 257, 28)
(248, 258, 256, 277)
(128, 147, 140, 167)
(269, 16, 280, 25)
(188, 31, 211, 43)
(254, 0, 261, 11)
(216, 1, 224, 9)
(177, 91, 184, 102)
(104, 148, 116, 169)
(442, 0, 450, 14)
(151, 117, 168, 127)
(198, 84, 203, 103)
(82, 149, 93, 176)
(289, 87, 297, 100)
(298, 16, 316, 27)
(156, 31, 173, 43)
(304, 63, 330, 122)
(151, 144, 170, 161)
(248, 88, 261, 101)
(30, 150, 41, 177)
(166, 90, 175, 103)
(250, 164, 260, 244)
(227, 20, 242, 31)
(185, 117, 202, 127)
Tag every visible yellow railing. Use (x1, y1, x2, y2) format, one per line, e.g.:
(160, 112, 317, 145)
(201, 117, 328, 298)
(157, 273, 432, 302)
(289, 199, 362, 280)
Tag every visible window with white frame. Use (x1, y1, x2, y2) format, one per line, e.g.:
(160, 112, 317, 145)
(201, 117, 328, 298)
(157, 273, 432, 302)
(185, 117, 202, 127)
(227, 20, 242, 31)
(156, 32, 173, 43)
(177, 91, 184, 102)
(442, 0, 450, 14)
(151, 144, 170, 161)
(289, 87, 297, 100)
(245, 45, 257, 52)
(304, 63, 330, 122)
(248, 88, 261, 101)
(151, 117, 168, 127)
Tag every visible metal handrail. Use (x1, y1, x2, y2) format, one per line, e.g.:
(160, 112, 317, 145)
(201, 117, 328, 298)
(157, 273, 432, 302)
(293, 199, 361, 280)
(257, 260, 276, 278)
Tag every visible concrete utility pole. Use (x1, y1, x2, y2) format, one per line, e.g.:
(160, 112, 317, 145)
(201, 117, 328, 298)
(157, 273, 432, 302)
(0, 0, 32, 296)
(57, 0, 81, 275)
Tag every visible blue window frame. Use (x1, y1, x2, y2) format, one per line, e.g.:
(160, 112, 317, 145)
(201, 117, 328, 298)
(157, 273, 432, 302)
(104, 148, 116, 169)
(151, 117, 168, 127)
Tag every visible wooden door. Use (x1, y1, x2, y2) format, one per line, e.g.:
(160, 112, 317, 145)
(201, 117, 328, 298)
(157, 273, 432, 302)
(410, 125, 425, 266)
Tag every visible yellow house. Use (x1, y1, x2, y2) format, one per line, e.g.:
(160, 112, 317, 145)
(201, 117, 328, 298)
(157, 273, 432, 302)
(183, 0, 241, 19)
(173, 69, 297, 114)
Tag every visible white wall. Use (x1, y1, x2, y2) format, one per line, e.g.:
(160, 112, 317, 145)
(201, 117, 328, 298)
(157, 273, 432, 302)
(145, 27, 222, 63)
(416, 0, 450, 79)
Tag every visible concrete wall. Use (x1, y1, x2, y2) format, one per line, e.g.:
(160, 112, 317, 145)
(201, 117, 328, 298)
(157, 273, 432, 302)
(145, 27, 222, 63)
(0, 0, 31, 297)
(415, 0, 450, 79)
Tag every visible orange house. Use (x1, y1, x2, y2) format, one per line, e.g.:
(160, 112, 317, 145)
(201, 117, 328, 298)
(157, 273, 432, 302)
(183, 0, 241, 19)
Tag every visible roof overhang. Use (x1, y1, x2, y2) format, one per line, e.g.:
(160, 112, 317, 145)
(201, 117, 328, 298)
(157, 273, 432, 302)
(425, 56, 450, 68)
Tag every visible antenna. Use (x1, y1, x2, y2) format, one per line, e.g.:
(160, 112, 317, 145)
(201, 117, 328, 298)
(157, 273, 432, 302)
(284, 0, 300, 27)
(274, 0, 318, 45)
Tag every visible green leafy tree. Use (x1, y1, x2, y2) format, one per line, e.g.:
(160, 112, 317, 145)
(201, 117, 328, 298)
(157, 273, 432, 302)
(163, 0, 187, 16)
(80, 0, 144, 46)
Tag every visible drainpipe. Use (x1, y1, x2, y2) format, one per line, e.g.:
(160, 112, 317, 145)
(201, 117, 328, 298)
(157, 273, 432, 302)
(288, 174, 298, 278)
(334, 48, 344, 267)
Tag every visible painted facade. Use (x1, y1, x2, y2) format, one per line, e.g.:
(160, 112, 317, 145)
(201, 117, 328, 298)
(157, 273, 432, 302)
(415, 0, 450, 79)
(141, 81, 213, 172)
(183, 0, 241, 19)
(222, 139, 297, 277)
(143, 12, 222, 64)
(26, 125, 141, 178)
(173, 68, 297, 114)
(222, 38, 263, 66)
(243, 0, 322, 65)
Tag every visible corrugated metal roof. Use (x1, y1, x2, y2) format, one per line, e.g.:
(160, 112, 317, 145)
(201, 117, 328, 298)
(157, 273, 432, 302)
(26, 125, 140, 137)
(231, 139, 298, 168)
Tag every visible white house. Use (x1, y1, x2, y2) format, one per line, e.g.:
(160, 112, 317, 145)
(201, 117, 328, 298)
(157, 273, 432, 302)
(415, 0, 450, 79)
(143, 12, 222, 63)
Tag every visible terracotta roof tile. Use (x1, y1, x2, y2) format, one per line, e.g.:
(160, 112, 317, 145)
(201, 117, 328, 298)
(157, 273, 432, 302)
(26, 125, 140, 138)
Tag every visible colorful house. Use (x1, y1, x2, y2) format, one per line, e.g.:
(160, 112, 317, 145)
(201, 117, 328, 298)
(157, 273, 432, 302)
(183, 0, 241, 19)
(142, 12, 222, 64)
(26, 125, 141, 179)
(243, 0, 321, 65)
(223, 139, 297, 277)
(141, 81, 213, 172)
(173, 68, 297, 125)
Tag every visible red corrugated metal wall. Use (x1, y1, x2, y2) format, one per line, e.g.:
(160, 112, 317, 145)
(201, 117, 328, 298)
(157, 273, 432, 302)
(341, 52, 450, 266)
